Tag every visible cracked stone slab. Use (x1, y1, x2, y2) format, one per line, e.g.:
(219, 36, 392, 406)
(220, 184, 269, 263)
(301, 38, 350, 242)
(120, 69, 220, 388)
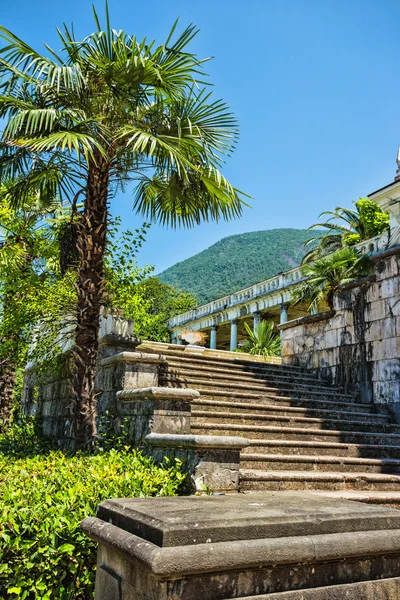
(89, 491, 400, 548)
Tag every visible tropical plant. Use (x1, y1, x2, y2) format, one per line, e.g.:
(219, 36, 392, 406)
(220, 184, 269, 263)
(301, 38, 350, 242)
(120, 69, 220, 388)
(293, 246, 374, 312)
(0, 6, 247, 449)
(239, 320, 281, 358)
(302, 198, 389, 263)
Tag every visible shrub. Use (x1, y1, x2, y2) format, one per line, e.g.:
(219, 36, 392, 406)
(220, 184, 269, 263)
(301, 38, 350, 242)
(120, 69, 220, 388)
(0, 422, 185, 599)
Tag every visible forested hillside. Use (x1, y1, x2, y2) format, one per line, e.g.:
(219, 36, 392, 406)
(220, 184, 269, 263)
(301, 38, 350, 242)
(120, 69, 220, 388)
(158, 229, 314, 305)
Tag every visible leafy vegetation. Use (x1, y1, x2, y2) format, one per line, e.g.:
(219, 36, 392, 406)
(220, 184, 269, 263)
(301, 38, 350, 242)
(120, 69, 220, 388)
(0, 420, 185, 599)
(292, 246, 374, 311)
(159, 228, 316, 304)
(303, 198, 389, 263)
(103, 223, 197, 342)
(238, 321, 281, 358)
(0, 5, 246, 448)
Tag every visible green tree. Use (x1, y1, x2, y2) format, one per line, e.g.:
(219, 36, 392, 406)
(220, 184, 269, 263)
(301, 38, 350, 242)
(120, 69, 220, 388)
(0, 188, 60, 428)
(129, 277, 197, 342)
(293, 246, 374, 312)
(0, 6, 247, 448)
(303, 199, 389, 263)
(239, 321, 281, 358)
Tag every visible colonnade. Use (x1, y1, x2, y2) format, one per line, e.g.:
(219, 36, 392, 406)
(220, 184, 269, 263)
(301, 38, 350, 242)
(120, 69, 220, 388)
(206, 303, 290, 351)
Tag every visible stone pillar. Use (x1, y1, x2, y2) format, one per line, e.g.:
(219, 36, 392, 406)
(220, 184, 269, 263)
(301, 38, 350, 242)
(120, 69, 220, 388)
(253, 311, 261, 332)
(210, 325, 218, 350)
(117, 387, 199, 446)
(230, 319, 238, 351)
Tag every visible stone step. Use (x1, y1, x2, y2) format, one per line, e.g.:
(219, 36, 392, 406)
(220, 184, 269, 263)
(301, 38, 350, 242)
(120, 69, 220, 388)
(142, 345, 310, 374)
(164, 377, 357, 401)
(239, 469, 400, 492)
(310, 490, 400, 507)
(243, 440, 400, 459)
(191, 422, 400, 445)
(197, 388, 373, 411)
(241, 453, 400, 474)
(163, 359, 330, 387)
(234, 577, 400, 599)
(163, 368, 345, 394)
(192, 399, 388, 423)
(191, 410, 399, 434)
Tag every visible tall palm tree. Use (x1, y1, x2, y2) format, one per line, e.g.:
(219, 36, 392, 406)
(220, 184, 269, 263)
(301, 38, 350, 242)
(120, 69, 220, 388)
(293, 246, 374, 312)
(302, 199, 389, 264)
(0, 6, 247, 448)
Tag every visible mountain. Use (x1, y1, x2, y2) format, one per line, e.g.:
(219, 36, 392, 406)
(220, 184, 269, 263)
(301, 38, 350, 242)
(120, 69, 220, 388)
(158, 228, 314, 305)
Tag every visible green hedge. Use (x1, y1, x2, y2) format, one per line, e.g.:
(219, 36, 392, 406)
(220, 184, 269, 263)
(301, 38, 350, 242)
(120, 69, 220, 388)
(0, 422, 185, 599)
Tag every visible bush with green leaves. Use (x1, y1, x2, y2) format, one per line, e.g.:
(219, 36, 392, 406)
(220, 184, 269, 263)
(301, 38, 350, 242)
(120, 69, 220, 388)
(0, 421, 186, 599)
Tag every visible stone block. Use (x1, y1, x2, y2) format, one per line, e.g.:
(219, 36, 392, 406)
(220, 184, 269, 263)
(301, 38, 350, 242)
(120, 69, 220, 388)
(365, 317, 396, 343)
(381, 277, 400, 299)
(383, 337, 400, 361)
(376, 254, 399, 281)
(372, 359, 400, 383)
(374, 381, 391, 404)
(82, 492, 400, 600)
(366, 299, 387, 322)
(386, 296, 400, 318)
(365, 282, 382, 304)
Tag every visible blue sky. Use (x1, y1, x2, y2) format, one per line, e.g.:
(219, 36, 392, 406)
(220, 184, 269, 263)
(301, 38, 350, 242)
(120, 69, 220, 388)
(1, 0, 400, 272)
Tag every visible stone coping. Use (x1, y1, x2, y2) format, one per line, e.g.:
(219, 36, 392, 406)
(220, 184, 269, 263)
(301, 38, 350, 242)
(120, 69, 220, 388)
(100, 351, 166, 367)
(277, 311, 335, 331)
(81, 518, 400, 578)
(338, 275, 376, 291)
(370, 243, 400, 262)
(145, 432, 249, 450)
(117, 386, 200, 401)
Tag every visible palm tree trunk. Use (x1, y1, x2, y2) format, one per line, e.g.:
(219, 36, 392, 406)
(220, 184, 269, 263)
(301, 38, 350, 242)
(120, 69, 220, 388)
(0, 356, 16, 430)
(73, 157, 109, 450)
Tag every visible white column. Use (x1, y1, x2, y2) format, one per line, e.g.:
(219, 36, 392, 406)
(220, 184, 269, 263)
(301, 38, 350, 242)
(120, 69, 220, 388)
(230, 319, 238, 351)
(280, 303, 289, 325)
(253, 311, 262, 332)
(210, 325, 218, 350)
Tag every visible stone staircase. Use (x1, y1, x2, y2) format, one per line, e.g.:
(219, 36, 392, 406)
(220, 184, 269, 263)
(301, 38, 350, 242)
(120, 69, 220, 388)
(141, 342, 400, 503)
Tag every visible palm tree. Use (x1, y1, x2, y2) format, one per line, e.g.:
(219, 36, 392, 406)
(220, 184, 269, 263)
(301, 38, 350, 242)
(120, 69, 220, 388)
(302, 199, 389, 264)
(0, 6, 247, 448)
(240, 321, 281, 358)
(293, 246, 374, 312)
(0, 186, 57, 428)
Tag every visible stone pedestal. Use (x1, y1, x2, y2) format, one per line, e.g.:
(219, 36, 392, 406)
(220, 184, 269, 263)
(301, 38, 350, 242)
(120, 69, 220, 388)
(97, 352, 166, 416)
(82, 492, 400, 600)
(116, 387, 199, 446)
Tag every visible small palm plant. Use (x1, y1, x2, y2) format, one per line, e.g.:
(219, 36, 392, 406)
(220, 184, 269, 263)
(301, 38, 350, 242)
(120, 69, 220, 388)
(302, 199, 389, 264)
(240, 320, 281, 358)
(293, 246, 374, 312)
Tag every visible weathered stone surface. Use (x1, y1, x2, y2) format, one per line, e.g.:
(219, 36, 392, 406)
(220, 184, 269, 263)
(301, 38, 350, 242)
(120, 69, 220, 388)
(81, 492, 400, 600)
(239, 577, 400, 599)
(281, 252, 400, 414)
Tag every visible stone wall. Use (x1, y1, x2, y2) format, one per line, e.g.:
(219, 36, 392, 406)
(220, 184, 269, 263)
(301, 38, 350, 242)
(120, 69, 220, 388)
(21, 335, 144, 445)
(280, 247, 400, 417)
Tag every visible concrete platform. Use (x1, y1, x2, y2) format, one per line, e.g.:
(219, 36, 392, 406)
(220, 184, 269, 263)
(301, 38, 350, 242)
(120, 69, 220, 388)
(82, 491, 400, 600)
